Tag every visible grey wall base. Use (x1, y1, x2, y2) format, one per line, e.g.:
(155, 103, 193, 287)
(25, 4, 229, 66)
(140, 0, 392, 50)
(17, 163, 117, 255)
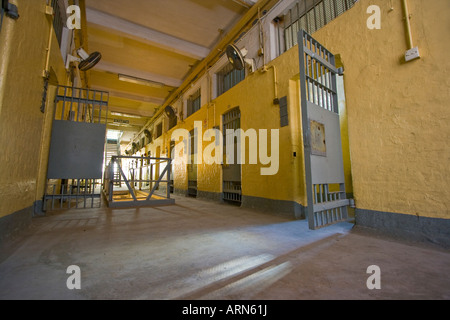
(0, 206, 33, 245)
(174, 188, 305, 220)
(197, 190, 223, 202)
(356, 208, 450, 248)
(174, 188, 188, 197)
(242, 195, 305, 220)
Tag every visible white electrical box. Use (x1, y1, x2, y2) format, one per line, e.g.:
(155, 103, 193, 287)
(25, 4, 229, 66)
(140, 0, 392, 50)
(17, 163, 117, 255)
(405, 47, 420, 62)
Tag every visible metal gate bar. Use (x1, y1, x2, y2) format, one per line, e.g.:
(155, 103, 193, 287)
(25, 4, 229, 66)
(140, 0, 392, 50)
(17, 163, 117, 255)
(43, 179, 102, 211)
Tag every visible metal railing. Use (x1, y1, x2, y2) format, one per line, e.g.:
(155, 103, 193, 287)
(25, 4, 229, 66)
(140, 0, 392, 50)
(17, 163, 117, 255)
(44, 179, 102, 211)
(103, 156, 175, 208)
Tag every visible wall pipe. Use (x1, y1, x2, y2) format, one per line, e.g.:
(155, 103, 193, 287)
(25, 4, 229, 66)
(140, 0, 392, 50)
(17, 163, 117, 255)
(261, 64, 278, 104)
(43, 5, 54, 78)
(401, 0, 414, 50)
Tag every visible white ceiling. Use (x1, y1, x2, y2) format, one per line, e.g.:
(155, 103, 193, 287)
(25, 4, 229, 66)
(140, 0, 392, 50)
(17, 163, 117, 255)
(84, 0, 256, 144)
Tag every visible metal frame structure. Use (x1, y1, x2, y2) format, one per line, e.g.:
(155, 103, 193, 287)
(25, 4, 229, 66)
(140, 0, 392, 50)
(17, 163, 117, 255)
(298, 29, 349, 229)
(103, 156, 175, 208)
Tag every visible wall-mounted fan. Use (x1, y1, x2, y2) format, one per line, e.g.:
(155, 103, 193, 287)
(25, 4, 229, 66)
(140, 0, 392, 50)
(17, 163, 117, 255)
(226, 44, 255, 73)
(144, 129, 153, 143)
(164, 106, 177, 120)
(66, 48, 102, 71)
(165, 105, 178, 129)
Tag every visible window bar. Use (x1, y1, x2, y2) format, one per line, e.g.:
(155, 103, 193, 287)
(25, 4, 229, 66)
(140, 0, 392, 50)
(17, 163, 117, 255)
(91, 92, 96, 123)
(85, 90, 89, 123)
(313, 5, 318, 32)
(61, 86, 67, 120)
(76, 88, 81, 122)
(314, 62, 319, 106)
(99, 92, 103, 124)
(321, 66, 326, 110)
(68, 183, 72, 209)
(59, 183, 64, 209)
(69, 87, 75, 120)
(323, 66, 330, 110)
(74, 179, 78, 209)
(325, 184, 330, 224)
(325, 67, 331, 111)
(82, 179, 86, 209)
(51, 184, 56, 211)
(333, 197, 339, 223)
(315, 57, 322, 107)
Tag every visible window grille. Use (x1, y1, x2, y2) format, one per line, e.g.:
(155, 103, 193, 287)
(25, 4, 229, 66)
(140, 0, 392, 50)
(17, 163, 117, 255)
(156, 123, 163, 138)
(51, 0, 66, 47)
(284, 0, 358, 51)
(217, 63, 245, 96)
(187, 88, 201, 118)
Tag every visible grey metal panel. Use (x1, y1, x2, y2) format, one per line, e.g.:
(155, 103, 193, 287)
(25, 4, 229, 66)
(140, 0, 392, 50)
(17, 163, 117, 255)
(47, 120, 106, 179)
(307, 101, 346, 184)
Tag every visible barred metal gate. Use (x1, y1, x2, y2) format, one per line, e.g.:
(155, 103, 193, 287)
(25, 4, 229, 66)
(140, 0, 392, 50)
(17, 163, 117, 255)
(223, 107, 242, 204)
(187, 129, 198, 197)
(43, 86, 108, 211)
(298, 30, 349, 229)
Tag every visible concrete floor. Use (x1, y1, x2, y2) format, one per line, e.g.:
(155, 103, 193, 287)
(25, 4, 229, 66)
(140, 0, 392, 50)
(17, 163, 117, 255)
(1, 195, 449, 300)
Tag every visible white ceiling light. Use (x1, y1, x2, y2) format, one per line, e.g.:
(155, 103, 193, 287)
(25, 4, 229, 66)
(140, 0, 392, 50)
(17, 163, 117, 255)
(118, 74, 165, 88)
(110, 112, 143, 119)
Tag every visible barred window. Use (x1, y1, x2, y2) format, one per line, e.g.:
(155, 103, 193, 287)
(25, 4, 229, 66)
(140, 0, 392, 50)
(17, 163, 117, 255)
(51, 0, 66, 47)
(168, 115, 178, 130)
(284, 0, 358, 51)
(187, 88, 201, 118)
(156, 123, 163, 138)
(217, 63, 245, 96)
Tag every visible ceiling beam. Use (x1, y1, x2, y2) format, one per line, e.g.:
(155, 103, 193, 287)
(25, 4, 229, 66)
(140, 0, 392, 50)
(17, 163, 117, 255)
(107, 105, 155, 118)
(90, 85, 166, 105)
(86, 7, 210, 60)
(95, 61, 183, 88)
(232, 0, 257, 8)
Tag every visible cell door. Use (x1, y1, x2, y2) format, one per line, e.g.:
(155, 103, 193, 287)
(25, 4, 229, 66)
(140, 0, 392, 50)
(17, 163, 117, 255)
(222, 107, 242, 204)
(169, 141, 175, 194)
(298, 30, 349, 230)
(187, 129, 198, 197)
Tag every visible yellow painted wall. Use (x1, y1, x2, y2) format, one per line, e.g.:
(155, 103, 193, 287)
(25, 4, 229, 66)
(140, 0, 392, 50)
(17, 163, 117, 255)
(138, 0, 450, 221)
(0, 0, 69, 218)
(311, 0, 450, 219)
(147, 45, 309, 207)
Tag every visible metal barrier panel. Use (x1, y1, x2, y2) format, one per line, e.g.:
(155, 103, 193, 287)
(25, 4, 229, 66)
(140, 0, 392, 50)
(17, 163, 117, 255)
(43, 86, 108, 211)
(298, 30, 349, 229)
